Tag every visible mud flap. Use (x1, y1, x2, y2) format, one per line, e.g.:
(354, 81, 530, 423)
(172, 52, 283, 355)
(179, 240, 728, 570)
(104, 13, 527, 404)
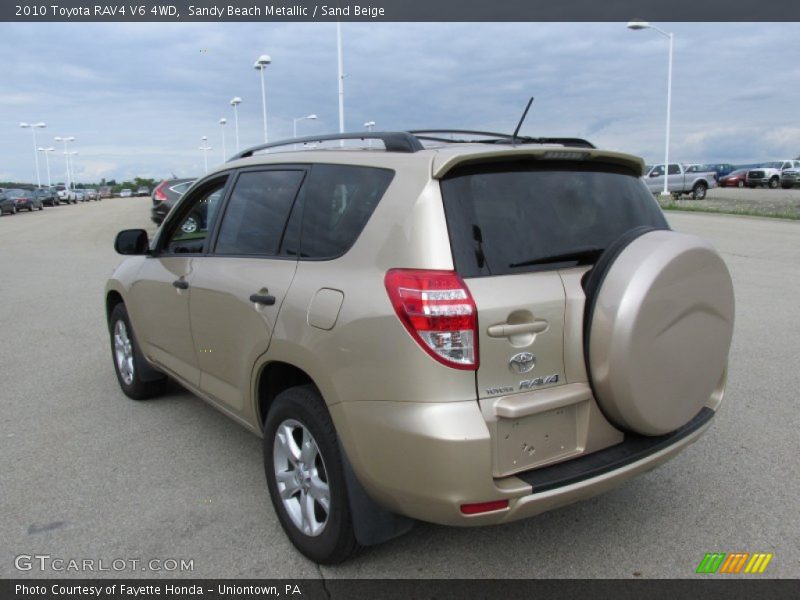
(339, 443, 415, 546)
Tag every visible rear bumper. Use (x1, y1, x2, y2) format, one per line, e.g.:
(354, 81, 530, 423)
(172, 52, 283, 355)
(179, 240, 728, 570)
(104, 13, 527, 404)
(332, 398, 717, 527)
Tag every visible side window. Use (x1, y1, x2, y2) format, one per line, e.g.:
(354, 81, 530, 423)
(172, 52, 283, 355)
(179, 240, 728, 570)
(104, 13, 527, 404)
(214, 170, 305, 256)
(650, 165, 664, 177)
(163, 179, 227, 254)
(668, 164, 681, 175)
(299, 164, 394, 259)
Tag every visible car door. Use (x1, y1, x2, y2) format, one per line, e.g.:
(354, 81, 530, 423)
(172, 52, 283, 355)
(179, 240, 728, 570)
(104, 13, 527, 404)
(646, 164, 664, 193)
(127, 175, 230, 387)
(667, 163, 683, 191)
(187, 167, 306, 413)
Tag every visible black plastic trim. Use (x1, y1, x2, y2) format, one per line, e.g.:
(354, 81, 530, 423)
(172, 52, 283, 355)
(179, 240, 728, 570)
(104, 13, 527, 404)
(516, 407, 714, 494)
(230, 132, 425, 159)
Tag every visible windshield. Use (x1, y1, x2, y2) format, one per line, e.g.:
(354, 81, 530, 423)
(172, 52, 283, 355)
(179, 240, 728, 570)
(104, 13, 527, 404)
(6, 189, 27, 198)
(441, 161, 668, 277)
(762, 162, 782, 169)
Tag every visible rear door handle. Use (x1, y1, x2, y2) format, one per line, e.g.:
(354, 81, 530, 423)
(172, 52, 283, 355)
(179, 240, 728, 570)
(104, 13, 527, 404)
(250, 293, 276, 306)
(172, 279, 189, 290)
(487, 320, 548, 338)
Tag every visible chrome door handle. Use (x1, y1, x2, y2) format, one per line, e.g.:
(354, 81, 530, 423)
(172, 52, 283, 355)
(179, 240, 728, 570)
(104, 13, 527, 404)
(487, 320, 548, 338)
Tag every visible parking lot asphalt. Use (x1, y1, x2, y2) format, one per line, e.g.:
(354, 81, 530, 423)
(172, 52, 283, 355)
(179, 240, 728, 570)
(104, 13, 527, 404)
(1, 197, 798, 579)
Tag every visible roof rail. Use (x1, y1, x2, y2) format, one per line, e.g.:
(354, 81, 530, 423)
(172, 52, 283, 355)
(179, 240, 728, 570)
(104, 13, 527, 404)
(409, 130, 596, 149)
(229, 132, 425, 161)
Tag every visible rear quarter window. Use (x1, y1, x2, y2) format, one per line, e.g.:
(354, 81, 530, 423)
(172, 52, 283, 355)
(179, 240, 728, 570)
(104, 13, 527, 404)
(298, 164, 394, 260)
(441, 160, 668, 277)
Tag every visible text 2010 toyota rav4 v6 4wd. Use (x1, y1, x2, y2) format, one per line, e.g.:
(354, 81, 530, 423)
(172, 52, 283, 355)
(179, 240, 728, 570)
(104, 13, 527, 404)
(106, 130, 734, 564)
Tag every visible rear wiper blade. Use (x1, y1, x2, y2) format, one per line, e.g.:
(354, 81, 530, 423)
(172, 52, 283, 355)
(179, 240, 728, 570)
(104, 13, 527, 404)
(509, 247, 604, 268)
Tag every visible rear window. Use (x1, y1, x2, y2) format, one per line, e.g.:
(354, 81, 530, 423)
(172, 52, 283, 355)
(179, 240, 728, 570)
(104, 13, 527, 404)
(441, 161, 668, 277)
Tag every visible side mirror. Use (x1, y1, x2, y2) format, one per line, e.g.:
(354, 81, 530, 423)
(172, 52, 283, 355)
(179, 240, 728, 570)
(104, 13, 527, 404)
(115, 229, 149, 255)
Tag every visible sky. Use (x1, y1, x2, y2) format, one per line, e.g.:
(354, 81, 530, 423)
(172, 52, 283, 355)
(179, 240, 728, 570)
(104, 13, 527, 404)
(1, 21, 799, 184)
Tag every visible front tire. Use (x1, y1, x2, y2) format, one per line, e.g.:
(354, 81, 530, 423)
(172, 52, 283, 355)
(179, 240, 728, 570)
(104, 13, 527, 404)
(769, 177, 779, 189)
(263, 386, 360, 564)
(737, 181, 744, 188)
(108, 303, 166, 400)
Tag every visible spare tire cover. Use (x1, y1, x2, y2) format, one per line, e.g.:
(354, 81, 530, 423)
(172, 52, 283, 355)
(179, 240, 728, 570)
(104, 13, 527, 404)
(586, 229, 734, 436)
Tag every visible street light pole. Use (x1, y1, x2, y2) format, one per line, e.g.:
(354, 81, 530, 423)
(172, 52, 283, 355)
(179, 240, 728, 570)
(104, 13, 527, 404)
(364, 121, 375, 148)
(20, 122, 46, 187)
(254, 55, 271, 143)
(54, 136, 75, 192)
(230, 97, 242, 153)
(38, 147, 54, 187)
(627, 19, 674, 197)
(219, 118, 227, 160)
(200, 136, 211, 174)
(67, 151, 79, 188)
(337, 22, 345, 141)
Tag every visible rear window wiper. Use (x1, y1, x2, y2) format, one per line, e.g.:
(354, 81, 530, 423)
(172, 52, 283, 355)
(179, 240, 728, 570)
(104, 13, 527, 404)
(509, 247, 604, 268)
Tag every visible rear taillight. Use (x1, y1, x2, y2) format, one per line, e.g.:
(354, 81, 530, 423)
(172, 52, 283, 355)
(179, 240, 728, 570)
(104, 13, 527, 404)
(384, 269, 478, 370)
(153, 181, 168, 202)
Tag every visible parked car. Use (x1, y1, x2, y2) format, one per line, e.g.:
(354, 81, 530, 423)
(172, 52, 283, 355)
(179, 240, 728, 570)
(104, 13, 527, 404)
(119, 189, 133, 198)
(33, 187, 59, 206)
(75, 190, 87, 202)
(780, 166, 800, 189)
(84, 188, 99, 201)
(643, 163, 717, 199)
(0, 192, 17, 215)
(719, 168, 749, 188)
(686, 163, 737, 180)
(150, 178, 195, 224)
(136, 186, 150, 197)
(746, 160, 800, 188)
(4, 188, 43, 211)
(106, 130, 734, 564)
(99, 186, 113, 199)
(56, 185, 77, 204)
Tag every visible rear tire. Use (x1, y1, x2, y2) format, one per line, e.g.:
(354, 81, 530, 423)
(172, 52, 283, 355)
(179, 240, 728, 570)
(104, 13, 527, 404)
(737, 181, 744, 188)
(108, 303, 166, 400)
(263, 385, 360, 564)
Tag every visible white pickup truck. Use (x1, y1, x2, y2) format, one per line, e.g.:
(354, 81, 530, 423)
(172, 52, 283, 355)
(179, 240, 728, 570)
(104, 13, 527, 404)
(746, 160, 800, 189)
(643, 163, 717, 200)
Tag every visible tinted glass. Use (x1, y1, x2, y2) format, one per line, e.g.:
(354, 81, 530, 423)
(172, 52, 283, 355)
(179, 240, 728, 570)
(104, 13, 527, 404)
(164, 180, 227, 254)
(668, 164, 681, 175)
(299, 164, 394, 259)
(215, 170, 304, 256)
(441, 161, 669, 277)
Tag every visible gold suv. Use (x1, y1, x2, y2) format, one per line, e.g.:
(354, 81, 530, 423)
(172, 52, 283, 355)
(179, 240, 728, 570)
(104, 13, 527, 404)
(106, 131, 734, 564)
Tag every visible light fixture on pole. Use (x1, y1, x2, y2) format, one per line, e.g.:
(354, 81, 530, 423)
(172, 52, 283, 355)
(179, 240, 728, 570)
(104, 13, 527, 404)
(199, 136, 212, 174)
(292, 114, 317, 150)
(20, 122, 46, 188)
(230, 97, 242, 153)
(254, 55, 271, 143)
(627, 19, 674, 198)
(293, 114, 317, 138)
(218, 118, 227, 160)
(38, 147, 55, 187)
(336, 22, 345, 143)
(54, 136, 75, 191)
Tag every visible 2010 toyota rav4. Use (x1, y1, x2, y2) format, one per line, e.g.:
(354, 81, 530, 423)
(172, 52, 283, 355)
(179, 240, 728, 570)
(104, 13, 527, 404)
(105, 130, 734, 564)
